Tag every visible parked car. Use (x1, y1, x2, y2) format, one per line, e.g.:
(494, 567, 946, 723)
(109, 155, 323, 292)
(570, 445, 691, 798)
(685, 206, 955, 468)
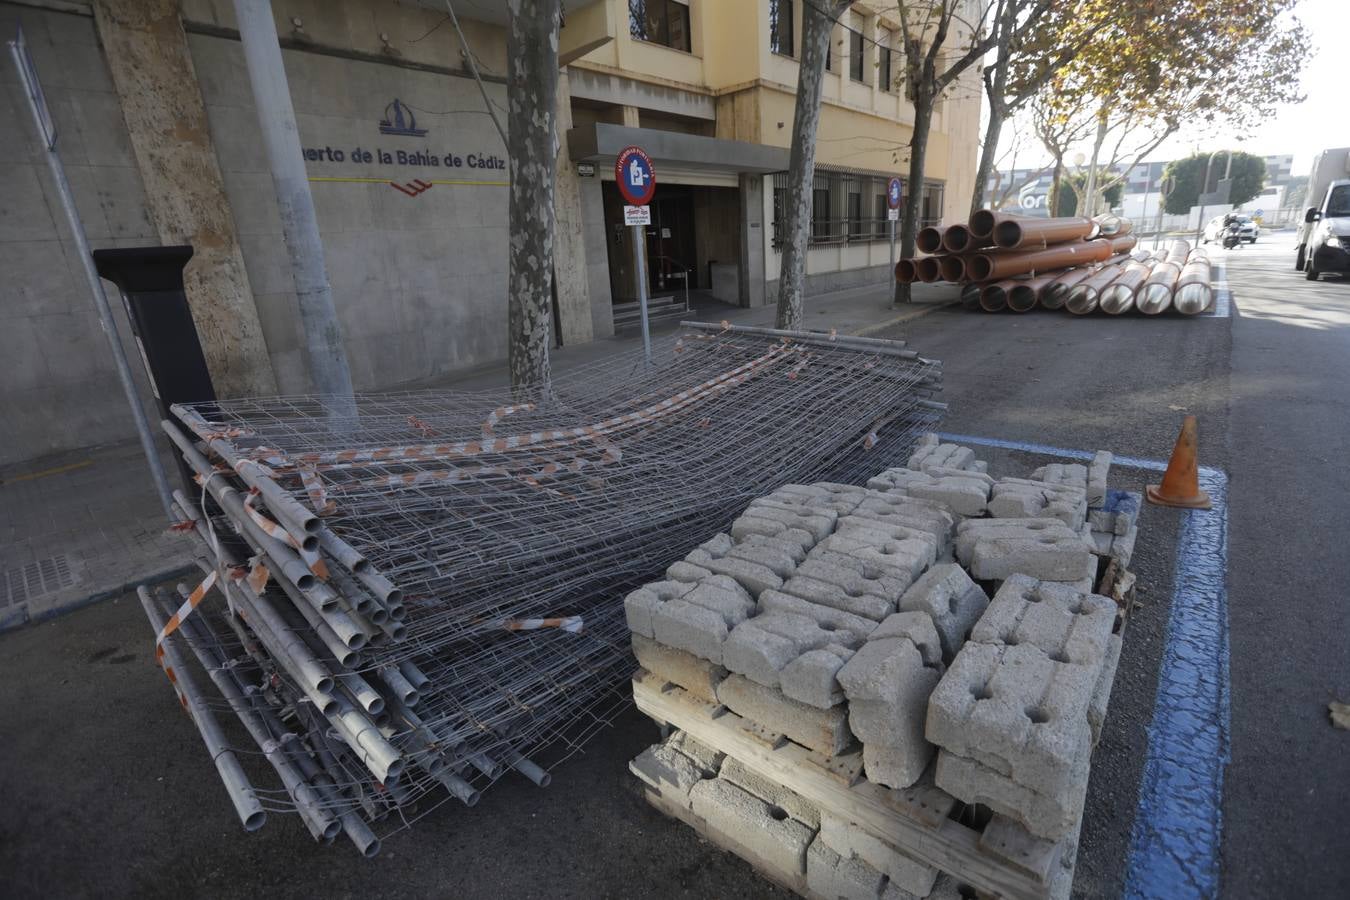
(1202, 214, 1258, 244)
(1302, 179, 1350, 281)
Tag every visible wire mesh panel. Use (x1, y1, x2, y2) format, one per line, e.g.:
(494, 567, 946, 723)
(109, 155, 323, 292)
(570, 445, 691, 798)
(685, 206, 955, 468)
(144, 323, 944, 854)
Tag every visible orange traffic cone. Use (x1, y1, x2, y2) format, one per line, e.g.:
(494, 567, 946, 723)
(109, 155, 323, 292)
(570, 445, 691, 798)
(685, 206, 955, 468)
(1146, 415, 1212, 509)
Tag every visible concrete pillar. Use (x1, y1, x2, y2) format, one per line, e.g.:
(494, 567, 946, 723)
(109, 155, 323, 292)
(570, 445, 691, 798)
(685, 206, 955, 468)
(620, 104, 641, 128)
(738, 173, 767, 307)
(552, 69, 594, 346)
(91, 0, 277, 397)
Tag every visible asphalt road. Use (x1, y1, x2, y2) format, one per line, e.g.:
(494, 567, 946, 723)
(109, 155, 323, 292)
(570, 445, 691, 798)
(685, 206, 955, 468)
(0, 232, 1343, 898)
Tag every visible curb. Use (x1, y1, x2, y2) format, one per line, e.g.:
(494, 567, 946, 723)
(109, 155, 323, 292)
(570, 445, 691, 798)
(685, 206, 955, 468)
(0, 562, 196, 635)
(852, 297, 960, 337)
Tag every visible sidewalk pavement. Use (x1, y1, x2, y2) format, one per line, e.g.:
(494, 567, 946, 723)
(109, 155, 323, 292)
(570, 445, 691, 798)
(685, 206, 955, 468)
(0, 279, 957, 631)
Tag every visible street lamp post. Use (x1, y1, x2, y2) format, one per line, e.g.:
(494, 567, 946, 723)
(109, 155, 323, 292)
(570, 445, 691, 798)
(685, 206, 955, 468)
(1194, 149, 1233, 244)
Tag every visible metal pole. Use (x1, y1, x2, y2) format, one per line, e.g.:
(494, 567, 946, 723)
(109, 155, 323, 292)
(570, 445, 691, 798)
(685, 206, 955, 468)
(1194, 154, 1214, 245)
(233, 0, 355, 421)
(8, 32, 176, 521)
(632, 223, 652, 366)
(888, 217, 896, 298)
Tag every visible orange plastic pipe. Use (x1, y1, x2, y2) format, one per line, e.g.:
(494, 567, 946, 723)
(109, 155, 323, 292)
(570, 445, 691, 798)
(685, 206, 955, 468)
(993, 216, 1096, 250)
(967, 237, 1114, 282)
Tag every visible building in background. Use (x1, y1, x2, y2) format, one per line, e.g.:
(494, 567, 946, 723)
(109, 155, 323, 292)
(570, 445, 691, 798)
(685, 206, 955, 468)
(1, 0, 981, 465)
(988, 153, 1297, 221)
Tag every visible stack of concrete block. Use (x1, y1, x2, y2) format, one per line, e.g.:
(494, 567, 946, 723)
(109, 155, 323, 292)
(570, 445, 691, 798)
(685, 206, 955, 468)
(907, 433, 990, 475)
(926, 575, 1122, 839)
(1086, 488, 1140, 569)
(954, 518, 1098, 593)
(632, 731, 964, 900)
(986, 477, 1088, 530)
(867, 467, 994, 518)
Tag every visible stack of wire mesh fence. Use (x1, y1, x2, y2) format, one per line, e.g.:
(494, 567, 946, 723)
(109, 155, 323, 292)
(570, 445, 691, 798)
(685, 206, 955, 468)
(140, 322, 944, 855)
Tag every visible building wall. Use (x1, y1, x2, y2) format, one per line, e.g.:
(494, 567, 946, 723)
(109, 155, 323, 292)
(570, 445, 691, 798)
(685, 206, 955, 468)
(0, 3, 165, 465)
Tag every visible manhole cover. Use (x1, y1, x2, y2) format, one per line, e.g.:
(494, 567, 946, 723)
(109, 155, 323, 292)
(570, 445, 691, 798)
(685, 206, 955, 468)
(2, 554, 76, 608)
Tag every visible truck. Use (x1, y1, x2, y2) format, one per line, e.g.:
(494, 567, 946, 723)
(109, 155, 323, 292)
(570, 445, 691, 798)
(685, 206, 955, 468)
(1295, 148, 1350, 270)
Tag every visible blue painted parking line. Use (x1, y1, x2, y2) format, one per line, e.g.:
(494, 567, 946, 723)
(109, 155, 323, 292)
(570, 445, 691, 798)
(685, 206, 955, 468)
(939, 433, 1230, 899)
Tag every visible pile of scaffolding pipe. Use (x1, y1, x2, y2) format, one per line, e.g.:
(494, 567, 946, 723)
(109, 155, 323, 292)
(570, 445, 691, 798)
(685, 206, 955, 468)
(137, 322, 945, 855)
(901, 214, 1216, 316)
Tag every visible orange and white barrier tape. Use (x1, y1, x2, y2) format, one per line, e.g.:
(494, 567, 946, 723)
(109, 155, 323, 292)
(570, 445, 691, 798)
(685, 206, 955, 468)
(153, 569, 218, 663)
(481, 403, 535, 437)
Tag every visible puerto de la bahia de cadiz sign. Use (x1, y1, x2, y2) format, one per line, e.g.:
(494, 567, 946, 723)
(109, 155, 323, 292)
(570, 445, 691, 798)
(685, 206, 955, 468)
(300, 98, 506, 197)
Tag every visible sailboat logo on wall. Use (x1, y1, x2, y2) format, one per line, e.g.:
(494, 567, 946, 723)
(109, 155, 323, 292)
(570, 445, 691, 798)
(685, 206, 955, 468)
(378, 99, 428, 137)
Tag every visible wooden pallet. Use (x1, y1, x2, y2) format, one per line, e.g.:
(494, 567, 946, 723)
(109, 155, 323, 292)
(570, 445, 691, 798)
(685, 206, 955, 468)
(633, 670, 1072, 900)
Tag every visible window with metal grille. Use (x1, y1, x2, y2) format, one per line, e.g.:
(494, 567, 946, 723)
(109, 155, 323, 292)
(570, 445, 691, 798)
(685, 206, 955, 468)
(879, 41, 893, 91)
(812, 186, 832, 241)
(848, 28, 864, 82)
(629, 0, 691, 52)
(770, 0, 794, 56)
(771, 171, 943, 246)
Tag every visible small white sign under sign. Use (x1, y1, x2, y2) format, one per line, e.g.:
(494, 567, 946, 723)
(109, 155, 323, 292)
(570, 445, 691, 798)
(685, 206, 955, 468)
(887, 207, 900, 221)
(624, 205, 651, 225)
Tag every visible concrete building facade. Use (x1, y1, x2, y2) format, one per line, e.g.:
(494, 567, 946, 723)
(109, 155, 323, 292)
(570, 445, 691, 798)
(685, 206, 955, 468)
(1, 0, 981, 464)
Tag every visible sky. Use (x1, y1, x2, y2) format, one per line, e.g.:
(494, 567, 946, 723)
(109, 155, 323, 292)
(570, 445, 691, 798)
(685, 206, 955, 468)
(1002, 0, 1350, 176)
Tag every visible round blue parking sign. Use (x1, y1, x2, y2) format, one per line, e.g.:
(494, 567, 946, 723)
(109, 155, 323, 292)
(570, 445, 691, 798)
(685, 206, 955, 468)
(615, 145, 656, 206)
(887, 176, 903, 210)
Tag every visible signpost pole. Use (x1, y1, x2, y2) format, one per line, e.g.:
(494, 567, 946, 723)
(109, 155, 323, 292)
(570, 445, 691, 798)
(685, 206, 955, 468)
(888, 217, 896, 284)
(633, 223, 652, 366)
(885, 176, 902, 306)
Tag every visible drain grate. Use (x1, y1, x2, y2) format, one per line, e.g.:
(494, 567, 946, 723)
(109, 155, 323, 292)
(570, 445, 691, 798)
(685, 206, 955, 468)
(2, 554, 76, 608)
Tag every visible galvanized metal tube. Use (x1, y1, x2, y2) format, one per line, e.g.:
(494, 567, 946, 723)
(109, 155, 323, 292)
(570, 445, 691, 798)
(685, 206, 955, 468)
(337, 672, 386, 717)
(326, 691, 404, 783)
(1039, 268, 1090, 310)
(467, 751, 502, 779)
(1174, 258, 1213, 314)
(377, 665, 419, 707)
(353, 567, 403, 610)
(398, 661, 431, 691)
(317, 527, 370, 574)
(434, 769, 481, 807)
(1164, 239, 1191, 267)
(503, 749, 552, 787)
(992, 215, 1095, 250)
(144, 588, 338, 840)
(1137, 261, 1181, 315)
(136, 587, 266, 832)
(1065, 264, 1126, 315)
(1099, 261, 1155, 315)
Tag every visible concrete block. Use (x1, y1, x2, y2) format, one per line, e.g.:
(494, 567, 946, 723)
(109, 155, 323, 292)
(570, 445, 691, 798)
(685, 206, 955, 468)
(957, 520, 1096, 584)
(1088, 632, 1124, 745)
(817, 533, 930, 584)
(935, 750, 1087, 840)
(897, 564, 989, 662)
(852, 494, 956, 554)
(666, 560, 713, 583)
(769, 482, 867, 515)
(630, 742, 707, 807)
(779, 573, 895, 621)
(833, 518, 940, 570)
(955, 518, 1080, 564)
(625, 580, 694, 638)
(868, 611, 944, 669)
(720, 756, 821, 828)
(1029, 462, 1088, 491)
(689, 777, 815, 877)
(685, 575, 757, 621)
(779, 646, 854, 709)
(632, 634, 727, 703)
(836, 634, 941, 788)
(925, 642, 1099, 799)
(667, 731, 725, 774)
(1087, 451, 1112, 506)
(818, 812, 939, 896)
(652, 599, 735, 665)
(868, 467, 992, 517)
(1087, 489, 1140, 537)
(970, 575, 1116, 667)
(806, 838, 886, 900)
(987, 478, 1087, 529)
(758, 590, 880, 642)
(909, 435, 982, 474)
(722, 613, 827, 688)
(687, 534, 787, 597)
(731, 532, 810, 568)
(717, 674, 854, 756)
(734, 499, 837, 546)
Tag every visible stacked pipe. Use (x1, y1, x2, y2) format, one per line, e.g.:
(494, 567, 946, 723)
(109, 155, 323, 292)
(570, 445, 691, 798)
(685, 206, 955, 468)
(899, 211, 1216, 316)
(139, 322, 946, 855)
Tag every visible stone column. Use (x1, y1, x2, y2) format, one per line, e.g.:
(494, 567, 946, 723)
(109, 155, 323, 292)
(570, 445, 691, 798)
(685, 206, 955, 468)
(552, 69, 594, 346)
(738, 173, 767, 307)
(91, 0, 277, 397)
